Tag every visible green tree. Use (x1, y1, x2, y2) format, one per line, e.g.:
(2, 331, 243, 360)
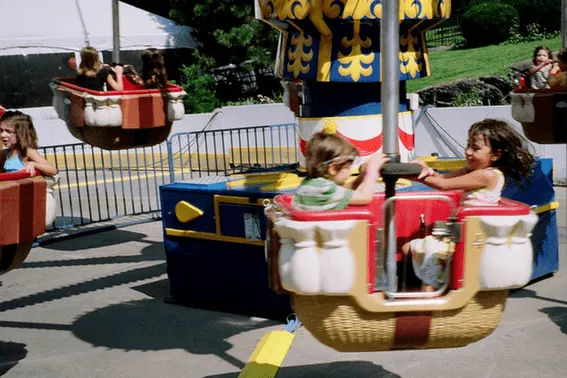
(169, 1, 281, 111)
(169, 0, 279, 70)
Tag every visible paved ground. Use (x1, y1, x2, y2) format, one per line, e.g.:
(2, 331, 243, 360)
(1, 188, 566, 378)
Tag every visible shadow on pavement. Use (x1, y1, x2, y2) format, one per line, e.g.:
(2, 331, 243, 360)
(203, 361, 401, 378)
(0, 340, 27, 377)
(0, 244, 165, 313)
(510, 288, 567, 334)
(21, 238, 164, 269)
(71, 299, 280, 370)
(539, 307, 567, 335)
(131, 278, 169, 299)
(0, 299, 280, 373)
(510, 288, 567, 306)
(38, 229, 154, 252)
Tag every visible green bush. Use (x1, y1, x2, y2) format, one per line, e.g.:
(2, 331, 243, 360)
(451, 90, 484, 107)
(468, 0, 560, 34)
(503, 22, 560, 45)
(179, 64, 220, 114)
(461, 3, 520, 47)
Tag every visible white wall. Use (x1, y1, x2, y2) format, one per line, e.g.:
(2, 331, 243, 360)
(414, 105, 567, 182)
(16, 103, 566, 182)
(23, 103, 296, 147)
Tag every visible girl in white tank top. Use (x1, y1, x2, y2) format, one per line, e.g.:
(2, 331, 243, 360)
(405, 119, 535, 293)
(412, 119, 534, 207)
(461, 168, 505, 206)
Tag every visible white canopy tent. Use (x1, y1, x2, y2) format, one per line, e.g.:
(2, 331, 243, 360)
(0, 0, 197, 57)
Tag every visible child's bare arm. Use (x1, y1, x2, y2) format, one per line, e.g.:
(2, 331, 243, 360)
(25, 149, 57, 176)
(402, 241, 411, 255)
(349, 154, 389, 205)
(106, 66, 124, 91)
(438, 167, 472, 179)
(529, 61, 551, 74)
(348, 162, 367, 190)
(413, 159, 471, 180)
(421, 168, 497, 191)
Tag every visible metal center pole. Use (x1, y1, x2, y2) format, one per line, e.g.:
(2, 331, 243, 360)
(112, 0, 120, 62)
(381, 0, 401, 164)
(380, 0, 401, 294)
(563, 0, 567, 49)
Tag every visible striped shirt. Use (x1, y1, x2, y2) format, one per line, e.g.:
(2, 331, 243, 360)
(292, 177, 353, 211)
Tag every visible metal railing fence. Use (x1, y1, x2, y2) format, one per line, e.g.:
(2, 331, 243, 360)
(37, 123, 299, 232)
(426, 17, 463, 48)
(166, 123, 299, 182)
(39, 142, 170, 231)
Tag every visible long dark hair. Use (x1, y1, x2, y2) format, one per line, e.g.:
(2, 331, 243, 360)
(78, 46, 102, 78)
(557, 48, 567, 65)
(1, 110, 38, 158)
(468, 119, 534, 186)
(141, 48, 167, 90)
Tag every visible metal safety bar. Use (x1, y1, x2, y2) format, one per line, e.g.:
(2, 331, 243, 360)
(378, 194, 460, 299)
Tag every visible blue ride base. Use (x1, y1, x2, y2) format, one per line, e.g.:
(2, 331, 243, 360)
(160, 159, 559, 317)
(160, 178, 293, 319)
(503, 158, 559, 280)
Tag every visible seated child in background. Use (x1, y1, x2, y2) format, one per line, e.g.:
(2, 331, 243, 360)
(292, 132, 389, 211)
(0, 110, 57, 176)
(549, 48, 567, 88)
(123, 48, 168, 90)
(403, 118, 535, 292)
(527, 46, 553, 89)
(76, 46, 124, 91)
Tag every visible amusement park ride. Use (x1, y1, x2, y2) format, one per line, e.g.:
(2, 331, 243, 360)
(0, 0, 565, 375)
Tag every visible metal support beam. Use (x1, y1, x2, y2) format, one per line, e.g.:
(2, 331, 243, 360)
(380, 0, 401, 161)
(380, 0, 401, 295)
(563, 0, 567, 49)
(112, 0, 120, 62)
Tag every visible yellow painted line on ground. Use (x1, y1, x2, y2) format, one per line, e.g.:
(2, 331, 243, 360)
(55, 170, 191, 190)
(238, 330, 295, 378)
(43, 147, 298, 170)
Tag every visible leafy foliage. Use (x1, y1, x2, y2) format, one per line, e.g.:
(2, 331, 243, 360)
(168, 1, 281, 112)
(169, 0, 279, 70)
(451, 90, 484, 107)
(179, 64, 219, 114)
(461, 3, 520, 47)
(503, 23, 560, 45)
(469, 0, 560, 34)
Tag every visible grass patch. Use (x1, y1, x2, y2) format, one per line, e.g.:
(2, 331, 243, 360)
(407, 36, 562, 93)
